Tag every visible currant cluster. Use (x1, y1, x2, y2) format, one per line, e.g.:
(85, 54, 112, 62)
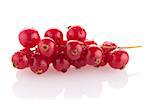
(12, 26, 130, 75)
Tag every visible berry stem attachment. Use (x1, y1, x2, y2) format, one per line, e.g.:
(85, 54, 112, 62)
(100, 45, 142, 49)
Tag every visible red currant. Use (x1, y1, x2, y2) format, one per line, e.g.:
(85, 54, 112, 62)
(38, 37, 56, 58)
(53, 54, 70, 73)
(55, 40, 67, 55)
(12, 50, 30, 69)
(67, 26, 86, 41)
(30, 53, 49, 75)
(99, 53, 108, 66)
(86, 45, 103, 67)
(101, 41, 117, 53)
(44, 28, 63, 45)
(19, 28, 40, 48)
(84, 40, 97, 45)
(108, 50, 129, 69)
(66, 40, 84, 60)
(71, 57, 86, 69)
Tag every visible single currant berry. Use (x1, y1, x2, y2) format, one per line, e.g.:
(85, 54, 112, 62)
(108, 50, 129, 69)
(84, 40, 97, 45)
(99, 53, 109, 66)
(19, 28, 40, 48)
(44, 28, 63, 45)
(12, 51, 29, 69)
(30, 53, 49, 75)
(53, 54, 70, 73)
(101, 41, 117, 53)
(67, 26, 86, 41)
(38, 37, 56, 58)
(66, 40, 84, 60)
(71, 57, 86, 69)
(86, 45, 103, 67)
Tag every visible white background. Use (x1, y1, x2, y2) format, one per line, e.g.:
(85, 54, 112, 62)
(0, 0, 148, 100)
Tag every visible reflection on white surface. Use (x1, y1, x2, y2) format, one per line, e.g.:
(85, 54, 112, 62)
(12, 65, 138, 100)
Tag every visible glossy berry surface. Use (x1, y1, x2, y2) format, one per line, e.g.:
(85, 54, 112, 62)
(101, 41, 117, 53)
(19, 29, 40, 48)
(108, 50, 129, 69)
(12, 26, 134, 74)
(30, 53, 49, 75)
(53, 54, 70, 73)
(86, 45, 103, 67)
(12, 51, 29, 69)
(71, 57, 86, 69)
(66, 40, 84, 60)
(44, 28, 63, 45)
(67, 26, 86, 41)
(99, 53, 108, 66)
(84, 40, 97, 45)
(55, 40, 67, 55)
(38, 38, 56, 58)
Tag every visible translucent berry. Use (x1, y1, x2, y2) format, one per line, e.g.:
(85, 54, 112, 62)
(99, 53, 108, 66)
(108, 50, 129, 69)
(67, 26, 86, 41)
(19, 28, 40, 48)
(84, 40, 97, 45)
(86, 45, 103, 67)
(12, 50, 30, 69)
(30, 53, 49, 75)
(53, 54, 70, 73)
(66, 40, 84, 60)
(101, 41, 117, 53)
(38, 37, 56, 58)
(71, 57, 86, 69)
(44, 28, 63, 45)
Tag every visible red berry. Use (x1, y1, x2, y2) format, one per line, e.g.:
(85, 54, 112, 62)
(55, 40, 67, 55)
(86, 45, 103, 67)
(67, 26, 86, 41)
(101, 41, 117, 53)
(12, 50, 30, 69)
(30, 53, 49, 75)
(53, 54, 70, 73)
(84, 40, 97, 45)
(66, 40, 84, 60)
(19, 28, 40, 48)
(99, 53, 108, 66)
(44, 28, 63, 45)
(108, 50, 129, 69)
(38, 37, 56, 58)
(71, 57, 86, 68)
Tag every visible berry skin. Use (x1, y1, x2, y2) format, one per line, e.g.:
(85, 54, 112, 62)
(12, 50, 30, 69)
(101, 41, 117, 53)
(44, 28, 63, 45)
(55, 40, 67, 55)
(66, 40, 84, 60)
(86, 45, 103, 67)
(38, 37, 56, 58)
(84, 40, 97, 45)
(53, 54, 70, 73)
(108, 50, 129, 69)
(67, 26, 86, 41)
(99, 53, 108, 66)
(71, 57, 86, 69)
(19, 28, 40, 48)
(30, 53, 49, 75)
